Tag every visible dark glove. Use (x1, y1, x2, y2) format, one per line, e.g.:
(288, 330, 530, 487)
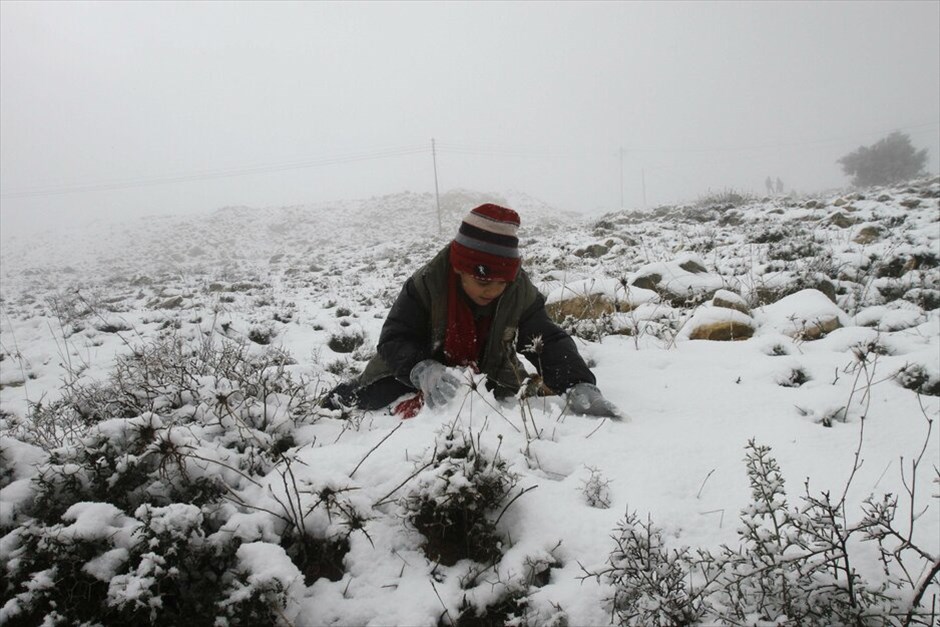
(568, 383, 622, 418)
(410, 360, 462, 408)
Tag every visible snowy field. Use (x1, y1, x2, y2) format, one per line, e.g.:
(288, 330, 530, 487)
(1, 181, 938, 625)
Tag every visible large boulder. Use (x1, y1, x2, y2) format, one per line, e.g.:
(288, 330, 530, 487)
(543, 277, 659, 320)
(756, 289, 850, 340)
(630, 254, 725, 307)
(685, 305, 756, 341)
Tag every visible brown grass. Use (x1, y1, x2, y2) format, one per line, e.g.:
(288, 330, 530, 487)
(546, 295, 617, 321)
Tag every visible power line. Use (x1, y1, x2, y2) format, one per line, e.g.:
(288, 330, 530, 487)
(2, 120, 935, 200)
(434, 141, 589, 159)
(0, 144, 427, 199)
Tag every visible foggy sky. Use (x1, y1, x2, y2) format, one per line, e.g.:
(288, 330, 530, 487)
(1, 1, 938, 237)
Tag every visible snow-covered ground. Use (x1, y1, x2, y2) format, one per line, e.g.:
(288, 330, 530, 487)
(1, 182, 938, 625)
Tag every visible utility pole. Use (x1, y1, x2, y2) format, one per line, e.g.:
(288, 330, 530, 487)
(642, 167, 647, 209)
(619, 147, 624, 210)
(432, 138, 442, 235)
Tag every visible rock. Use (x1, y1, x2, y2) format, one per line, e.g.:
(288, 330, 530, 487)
(833, 198, 846, 207)
(758, 289, 848, 340)
(688, 319, 755, 341)
(155, 295, 184, 309)
(803, 199, 819, 209)
(685, 305, 756, 341)
(712, 289, 750, 314)
(678, 258, 708, 273)
(575, 243, 610, 258)
(827, 212, 856, 228)
(631, 255, 723, 307)
(718, 211, 743, 227)
(877, 194, 892, 202)
(900, 198, 921, 208)
(631, 273, 662, 291)
(163, 295, 185, 309)
(799, 317, 842, 340)
(815, 279, 838, 304)
(853, 225, 882, 244)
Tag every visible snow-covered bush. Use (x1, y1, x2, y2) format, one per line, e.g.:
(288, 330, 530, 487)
(598, 509, 706, 626)
(454, 581, 534, 626)
(894, 363, 940, 397)
(217, 542, 305, 627)
(105, 503, 242, 625)
(27, 413, 224, 525)
(591, 440, 938, 626)
(1, 502, 138, 625)
(273, 461, 365, 585)
(581, 465, 612, 509)
(776, 366, 810, 387)
(0, 333, 335, 625)
(0, 500, 261, 627)
(703, 440, 895, 625)
(11, 334, 317, 458)
(556, 312, 617, 343)
(247, 323, 276, 345)
(401, 423, 519, 565)
(327, 329, 365, 353)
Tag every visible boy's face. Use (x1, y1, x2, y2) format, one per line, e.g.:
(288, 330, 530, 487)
(456, 271, 508, 306)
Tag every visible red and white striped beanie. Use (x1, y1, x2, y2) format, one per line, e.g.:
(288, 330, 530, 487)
(449, 203, 521, 282)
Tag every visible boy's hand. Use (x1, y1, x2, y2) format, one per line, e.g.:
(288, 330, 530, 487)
(410, 360, 462, 408)
(568, 383, 623, 419)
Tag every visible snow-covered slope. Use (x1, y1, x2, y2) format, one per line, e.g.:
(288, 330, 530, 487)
(1, 180, 937, 625)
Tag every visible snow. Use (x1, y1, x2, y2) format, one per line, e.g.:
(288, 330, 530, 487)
(60, 502, 140, 546)
(756, 288, 852, 337)
(678, 303, 754, 339)
(83, 548, 131, 582)
(224, 542, 305, 622)
(1, 181, 938, 624)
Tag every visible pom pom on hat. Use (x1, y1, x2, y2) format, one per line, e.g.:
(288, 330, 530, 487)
(449, 204, 521, 282)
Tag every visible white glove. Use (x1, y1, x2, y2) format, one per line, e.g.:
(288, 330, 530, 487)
(568, 383, 622, 419)
(410, 360, 462, 408)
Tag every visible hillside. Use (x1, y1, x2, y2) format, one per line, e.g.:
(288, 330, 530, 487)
(1, 179, 938, 625)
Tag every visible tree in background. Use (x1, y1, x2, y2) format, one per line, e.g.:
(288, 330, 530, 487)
(837, 131, 928, 187)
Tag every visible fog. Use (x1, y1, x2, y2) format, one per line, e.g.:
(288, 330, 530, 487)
(1, 1, 938, 237)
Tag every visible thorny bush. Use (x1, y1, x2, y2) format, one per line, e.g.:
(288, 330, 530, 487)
(0, 334, 329, 626)
(401, 423, 519, 566)
(11, 333, 319, 456)
(586, 440, 939, 626)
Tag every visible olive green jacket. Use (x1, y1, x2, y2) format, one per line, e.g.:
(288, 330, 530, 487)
(359, 245, 595, 398)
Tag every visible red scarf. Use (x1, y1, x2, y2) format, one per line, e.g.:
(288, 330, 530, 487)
(444, 269, 482, 368)
(394, 271, 491, 418)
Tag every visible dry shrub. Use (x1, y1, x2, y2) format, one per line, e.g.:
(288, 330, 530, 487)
(546, 295, 618, 322)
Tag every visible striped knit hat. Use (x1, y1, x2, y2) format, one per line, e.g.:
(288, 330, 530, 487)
(449, 203, 521, 282)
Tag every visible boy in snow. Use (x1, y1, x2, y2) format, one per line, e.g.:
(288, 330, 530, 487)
(323, 203, 621, 419)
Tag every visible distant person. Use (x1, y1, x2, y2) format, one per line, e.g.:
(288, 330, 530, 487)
(322, 204, 622, 419)
(775, 177, 784, 195)
(765, 176, 774, 195)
